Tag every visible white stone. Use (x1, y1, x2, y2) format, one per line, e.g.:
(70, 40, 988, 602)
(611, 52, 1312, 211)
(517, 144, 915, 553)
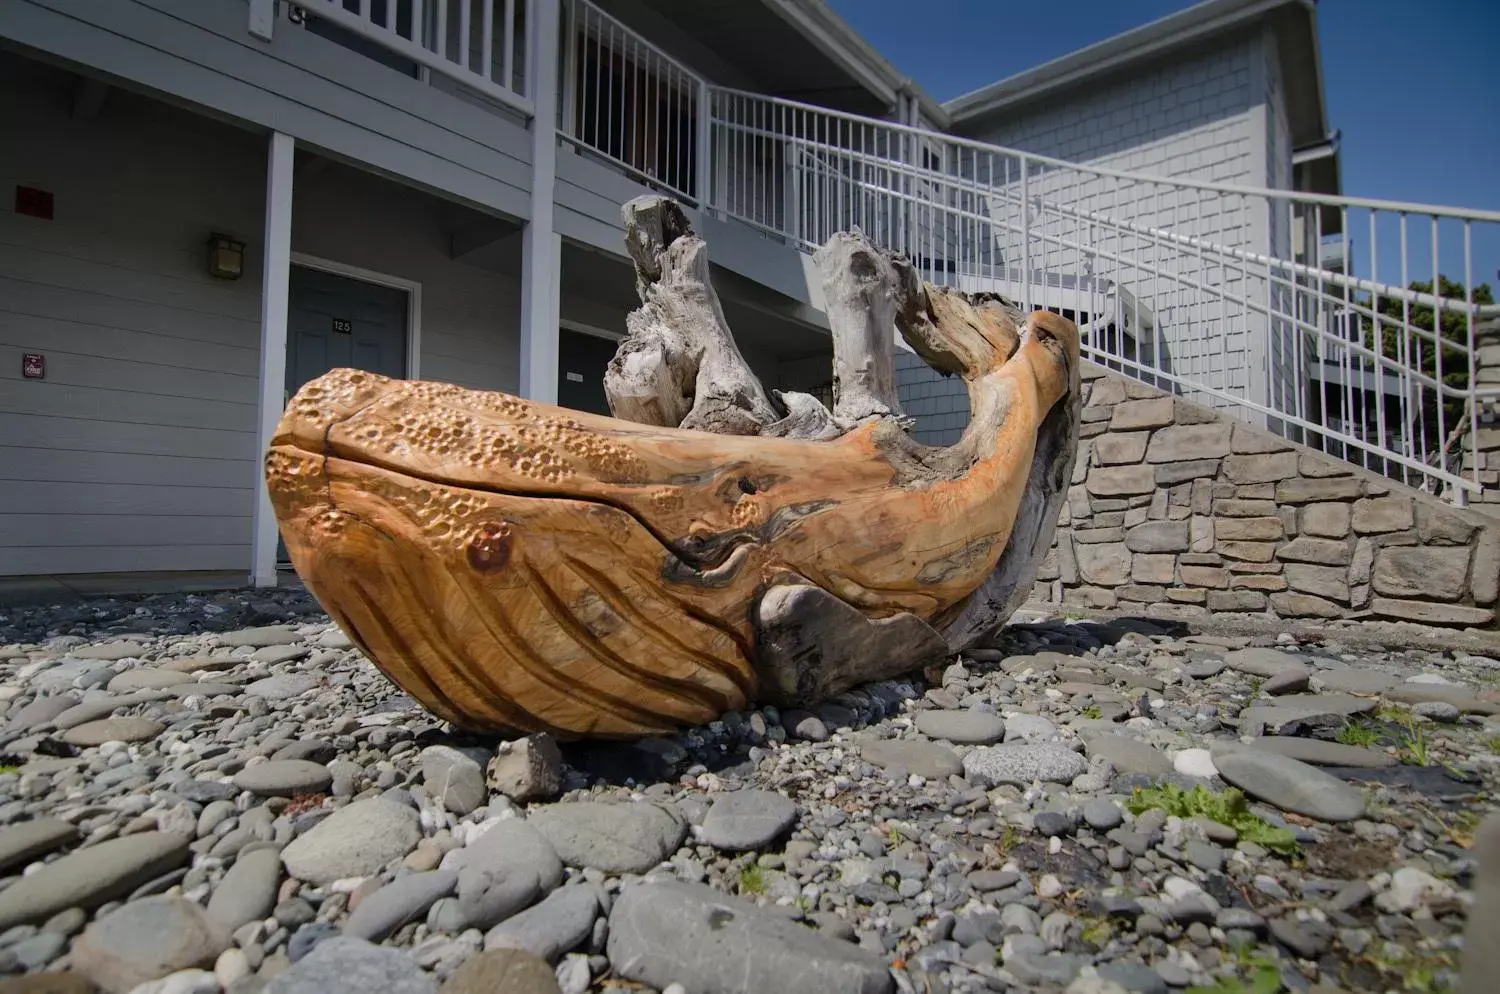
(214, 948, 251, 988)
(1375, 866, 1457, 913)
(1173, 748, 1217, 779)
(1162, 876, 1205, 902)
(127, 970, 221, 994)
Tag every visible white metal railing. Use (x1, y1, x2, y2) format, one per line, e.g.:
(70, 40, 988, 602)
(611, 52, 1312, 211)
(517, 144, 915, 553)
(559, 0, 704, 201)
(297, 0, 534, 114)
(702, 90, 1500, 502)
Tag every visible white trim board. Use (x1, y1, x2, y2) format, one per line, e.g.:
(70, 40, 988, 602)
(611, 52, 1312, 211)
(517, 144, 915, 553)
(290, 252, 424, 380)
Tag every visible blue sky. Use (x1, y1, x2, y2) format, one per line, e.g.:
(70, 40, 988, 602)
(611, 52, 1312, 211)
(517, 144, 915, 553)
(828, 0, 1499, 293)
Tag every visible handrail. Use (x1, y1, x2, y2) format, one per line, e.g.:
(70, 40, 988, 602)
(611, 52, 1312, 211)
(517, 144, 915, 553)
(553, 2, 1493, 501)
(560, 0, 703, 202)
(713, 112, 1499, 320)
(709, 86, 1500, 225)
(303, 0, 535, 115)
(704, 87, 1494, 500)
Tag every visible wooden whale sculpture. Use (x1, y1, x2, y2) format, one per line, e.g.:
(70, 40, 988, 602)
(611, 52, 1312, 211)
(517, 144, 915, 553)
(267, 197, 1080, 737)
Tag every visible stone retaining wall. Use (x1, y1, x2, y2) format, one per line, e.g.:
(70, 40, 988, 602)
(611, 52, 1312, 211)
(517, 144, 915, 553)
(1031, 364, 1500, 628)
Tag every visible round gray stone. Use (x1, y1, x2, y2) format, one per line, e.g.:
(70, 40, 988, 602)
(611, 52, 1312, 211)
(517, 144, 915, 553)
(456, 818, 564, 894)
(1097, 961, 1169, 994)
(106, 669, 187, 693)
(280, 799, 420, 885)
(63, 717, 165, 746)
(9, 930, 67, 971)
(915, 709, 1005, 744)
(5, 695, 79, 730)
(207, 845, 283, 932)
(606, 880, 892, 994)
(272, 740, 339, 765)
(264, 936, 437, 994)
(252, 645, 311, 665)
(72, 642, 147, 661)
(483, 885, 599, 965)
(1223, 647, 1307, 678)
(160, 656, 240, 674)
(961, 744, 1086, 787)
(1412, 701, 1462, 722)
(233, 761, 333, 797)
(344, 870, 457, 942)
(217, 626, 300, 648)
(1184, 839, 1224, 872)
(458, 863, 542, 932)
(1210, 746, 1366, 822)
(1387, 684, 1500, 715)
(699, 789, 797, 852)
(72, 896, 228, 994)
(857, 738, 963, 779)
(1311, 669, 1398, 695)
(420, 745, 486, 815)
(0, 818, 78, 874)
(287, 923, 342, 963)
(244, 674, 319, 701)
(1082, 799, 1124, 831)
(527, 802, 685, 875)
(1002, 714, 1059, 743)
(1082, 734, 1174, 776)
(1261, 665, 1311, 695)
(0, 831, 191, 928)
(1183, 659, 1227, 680)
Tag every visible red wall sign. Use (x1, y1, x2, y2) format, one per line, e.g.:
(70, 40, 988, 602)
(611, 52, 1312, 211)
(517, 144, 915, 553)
(22, 353, 44, 379)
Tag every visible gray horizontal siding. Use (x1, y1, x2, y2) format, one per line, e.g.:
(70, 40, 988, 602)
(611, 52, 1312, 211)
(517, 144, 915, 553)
(0, 382, 257, 434)
(554, 150, 652, 256)
(0, 57, 263, 575)
(0, 415, 256, 463)
(0, 446, 251, 489)
(0, 515, 249, 548)
(0, 480, 253, 518)
(3, 545, 249, 575)
(5, 0, 533, 222)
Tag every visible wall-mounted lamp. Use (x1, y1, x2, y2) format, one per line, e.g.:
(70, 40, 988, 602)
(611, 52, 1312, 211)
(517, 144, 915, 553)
(207, 233, 245, 280)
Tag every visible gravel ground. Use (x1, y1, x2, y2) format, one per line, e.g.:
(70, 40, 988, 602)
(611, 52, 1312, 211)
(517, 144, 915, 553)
(0, 586, 1495, 994)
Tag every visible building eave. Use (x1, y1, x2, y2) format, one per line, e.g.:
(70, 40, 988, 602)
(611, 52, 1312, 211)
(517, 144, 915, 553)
(763, 0, 951, 126)
(943, 0, 1308, 126)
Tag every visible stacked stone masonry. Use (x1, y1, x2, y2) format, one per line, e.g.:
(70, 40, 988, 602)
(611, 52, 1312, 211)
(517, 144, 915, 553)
(1031, 363, 1500, 628)
(1472, 319, 1500, 507)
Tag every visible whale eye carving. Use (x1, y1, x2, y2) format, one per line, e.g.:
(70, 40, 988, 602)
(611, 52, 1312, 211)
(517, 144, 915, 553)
(466, 521, 514, 573)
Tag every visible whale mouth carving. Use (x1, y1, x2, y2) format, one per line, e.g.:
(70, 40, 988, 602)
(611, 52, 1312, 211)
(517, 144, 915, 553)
(267, 204, 1080, 738)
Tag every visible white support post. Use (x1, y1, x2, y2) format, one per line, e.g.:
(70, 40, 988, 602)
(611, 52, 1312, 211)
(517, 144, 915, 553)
(249, 131, 295, 588)
(695, 84, 711, 211)
(519, 0, 561, 404)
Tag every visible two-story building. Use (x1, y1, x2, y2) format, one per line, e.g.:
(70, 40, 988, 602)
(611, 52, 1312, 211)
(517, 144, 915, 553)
(6, 0, 1480, 591)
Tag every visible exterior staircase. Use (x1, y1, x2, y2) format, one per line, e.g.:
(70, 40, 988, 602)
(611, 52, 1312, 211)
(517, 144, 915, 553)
(691, 83, 1500, 506)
